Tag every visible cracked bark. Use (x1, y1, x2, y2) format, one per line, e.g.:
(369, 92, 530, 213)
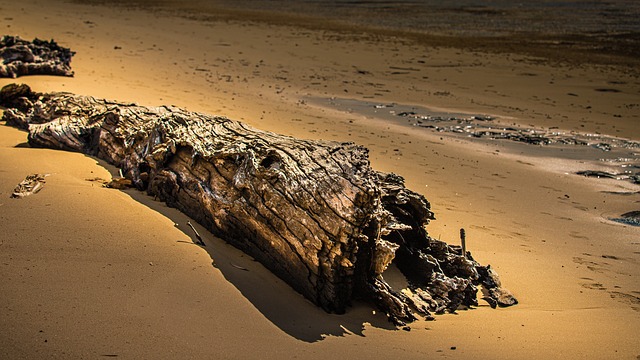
(0, 35, 74, 78)
(1, 84, 517, 325)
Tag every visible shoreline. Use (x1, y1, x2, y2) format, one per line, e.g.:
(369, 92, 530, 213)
(75, 0, 640, 69)
(1, 0, 639, 358)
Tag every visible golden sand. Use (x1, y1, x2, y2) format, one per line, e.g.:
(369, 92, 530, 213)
(1, 0, 638, 358)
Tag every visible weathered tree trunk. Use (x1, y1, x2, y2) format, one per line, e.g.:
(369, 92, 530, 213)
(1, 84, 516, 325)
(0, 35, 74, 78)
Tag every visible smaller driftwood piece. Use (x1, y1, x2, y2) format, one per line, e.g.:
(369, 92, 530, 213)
(0, 35, 74, 78)
(0, 84, 517, 325)
(10, 173, 48, 198)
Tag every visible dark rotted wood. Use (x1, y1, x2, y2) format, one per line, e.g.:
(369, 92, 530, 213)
(0, 35, 74, 78)
(0, 84, 517, 325)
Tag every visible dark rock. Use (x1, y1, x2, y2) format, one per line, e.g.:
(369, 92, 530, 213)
(592, 142, 612, 152)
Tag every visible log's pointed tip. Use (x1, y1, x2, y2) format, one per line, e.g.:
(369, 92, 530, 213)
(498, 293, 518, 308)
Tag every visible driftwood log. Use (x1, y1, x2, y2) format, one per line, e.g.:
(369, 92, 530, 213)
(0, 35, 74, 78)
(0, 84, 516, 325)
(10, 173, 48, 198)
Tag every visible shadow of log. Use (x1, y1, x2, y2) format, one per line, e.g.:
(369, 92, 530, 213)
(116, 178, 395, 342)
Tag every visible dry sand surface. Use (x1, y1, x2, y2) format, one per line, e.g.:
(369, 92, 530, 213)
(1, 0, 639, 358)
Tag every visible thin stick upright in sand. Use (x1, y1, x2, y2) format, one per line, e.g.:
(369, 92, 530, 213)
(460, 228, 467, 259)
(187, 221, 206, 247)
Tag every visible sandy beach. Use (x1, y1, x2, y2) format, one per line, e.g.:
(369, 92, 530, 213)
(1, 0, 639, 358)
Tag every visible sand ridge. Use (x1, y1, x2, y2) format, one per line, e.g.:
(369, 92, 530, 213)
(1, 0, 638, 358)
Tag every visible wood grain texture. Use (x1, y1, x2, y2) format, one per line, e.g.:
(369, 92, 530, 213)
(1, 84, 516, 325)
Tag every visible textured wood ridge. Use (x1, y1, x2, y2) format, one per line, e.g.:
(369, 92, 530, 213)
(0, 35, 74, 78)
(1, 84, 517, 325)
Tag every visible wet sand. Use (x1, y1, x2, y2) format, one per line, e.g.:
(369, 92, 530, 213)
(1, 0, 639, 358)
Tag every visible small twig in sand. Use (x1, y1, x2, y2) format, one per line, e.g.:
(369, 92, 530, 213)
(187, 221, 206, 246)
(460, 228, 467, 259)
(230, 263, 249, 271)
